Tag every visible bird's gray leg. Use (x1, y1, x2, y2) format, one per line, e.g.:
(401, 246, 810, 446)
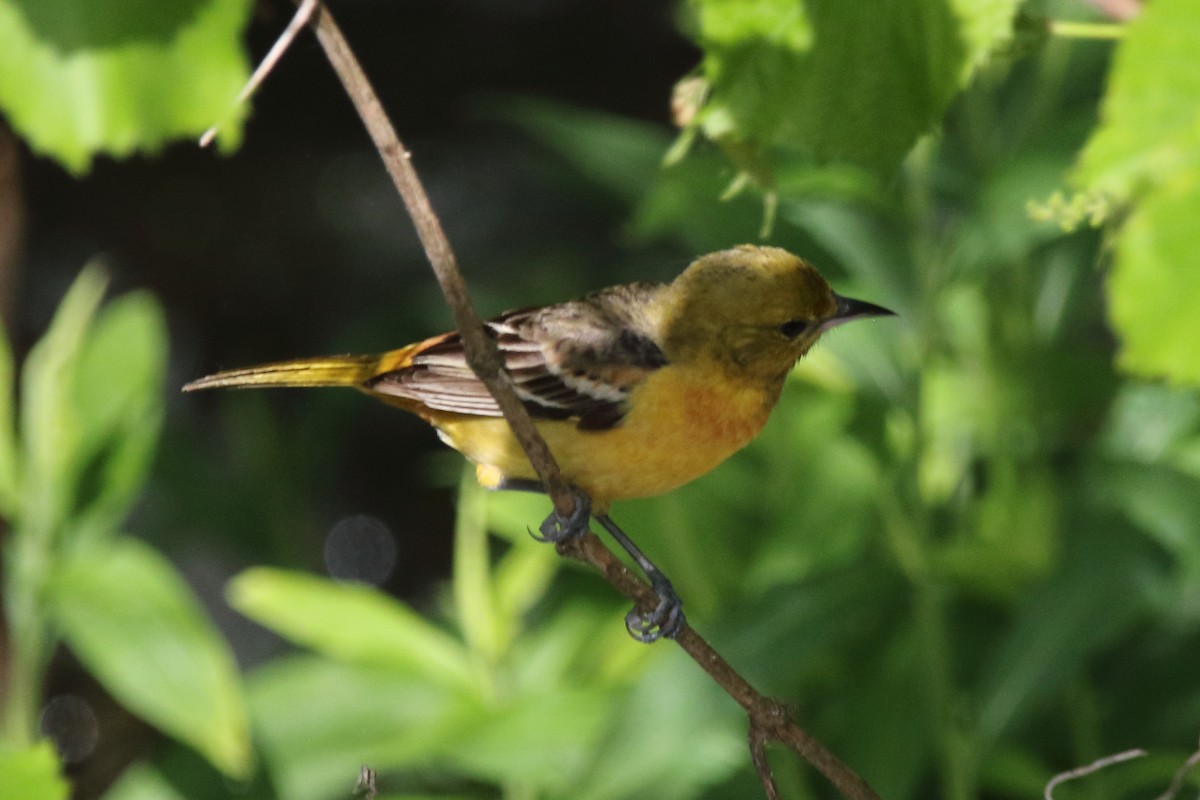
(595, 514, 685, 642)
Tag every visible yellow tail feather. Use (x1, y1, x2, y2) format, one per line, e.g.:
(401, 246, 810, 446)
(183, 354, 384, 392)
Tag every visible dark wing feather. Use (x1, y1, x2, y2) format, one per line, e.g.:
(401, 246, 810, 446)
(367, 285, 667, 429)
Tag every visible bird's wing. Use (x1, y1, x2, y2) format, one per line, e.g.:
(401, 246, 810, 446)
(367, 289, 667, 430)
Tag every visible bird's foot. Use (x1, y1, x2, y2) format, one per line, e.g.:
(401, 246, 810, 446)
(531, 489, 592, 543)
(625, 575, 686, 643)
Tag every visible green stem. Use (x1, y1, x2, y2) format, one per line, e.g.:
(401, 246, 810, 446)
(2, 526, 54, 745)
(1047, 21, 1125, 40)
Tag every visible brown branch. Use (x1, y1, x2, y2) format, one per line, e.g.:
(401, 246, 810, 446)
(291, 3, 879, 798)
(749, 725, 781, 800)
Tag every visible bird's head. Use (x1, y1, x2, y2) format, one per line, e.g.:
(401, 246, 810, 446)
(661, 245, 893, 380)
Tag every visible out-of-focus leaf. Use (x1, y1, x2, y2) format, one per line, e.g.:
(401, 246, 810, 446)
(937, 463, 1060, 596)
(453, 472, 504, 661)
(19, 265, 109, 536)
(491, 538, 558, 630)
(1098, 462, 1200, 573)
(0, 315, 17, 516)
(1075, 0, 1200, 199)
(1072, 0, 1200, 386)
(50, 538, 251, 779)
(974, 524, 1152, 747)
(1106, 178, 1200, 385)
(72, 291, 168, 539)
(572, 648, 743, 800)
(247, 656, 468, 800)
(690, 0, 1020, 174)
(0, 0, 251, 173)
(0, 742, 69, 800)
(228, 568, 475, 692)
(829, 624, 932, 800)
(1100, 383, 1200, 465)
(448, 686, 613, 792)
(481, 97, 669, 205)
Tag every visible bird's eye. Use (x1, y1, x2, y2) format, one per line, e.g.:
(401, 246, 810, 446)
(778, 319, 810, 338)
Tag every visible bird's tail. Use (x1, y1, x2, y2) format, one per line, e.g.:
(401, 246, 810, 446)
(183, 346, 424, 393)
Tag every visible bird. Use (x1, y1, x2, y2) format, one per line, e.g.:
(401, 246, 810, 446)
(185, 245, 894, 641)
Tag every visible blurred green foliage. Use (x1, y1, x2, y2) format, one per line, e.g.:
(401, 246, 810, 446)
(0, 269, 252, 791)
(0, 0, 251, 173)
(1074, 0, 1200, 385)
(6, 1, 1200, 800)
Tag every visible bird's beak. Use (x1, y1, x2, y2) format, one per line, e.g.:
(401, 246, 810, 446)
(819, 294, 896, 333)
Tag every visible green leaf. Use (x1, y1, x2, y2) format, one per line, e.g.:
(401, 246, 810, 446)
(19, 264, 110, 537)
(974, 525, 1150, 747)
(453, 471, 504, 661)
(247, 656, 470, 800)
(448, 687, 614, 793)
(690, 0, 1020, 173)
(228, 568, 476, 692)
(572, 649, 743, 800)
(71, 291, 168, 538)
(1075, 0, 1200, 199)
(0, 742, 70, 800)
(49, 538, 251, 779)
(482, 97, 670, 206)
(0, 315, 17, 516)
(1106, 178, 1200, 385)
(1072, 0, 1200, 386)
(0, 0, 252, 174)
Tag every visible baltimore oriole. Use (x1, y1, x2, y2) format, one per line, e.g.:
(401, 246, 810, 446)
(185, 245, 893, 640)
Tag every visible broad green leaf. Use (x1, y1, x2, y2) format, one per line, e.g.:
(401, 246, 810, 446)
(0, 0, 251, 173)
(1075, 0, 1200, 198)
(1107, 178, 1200, 384)
(0, 742, 69, 800)
(71, 291, 168, 538)
(0, 315, 17, 516)
(228, 568, 475, 692)
(247, 656, 473, 800)
(19, 264, 109, 537)
(690, 0, 1020, 174)
(448, 686, 613, 793)
(1072, 0, 1200, 386)
(49, 538, 251, 778)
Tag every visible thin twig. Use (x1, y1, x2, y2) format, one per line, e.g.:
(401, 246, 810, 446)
(199, 0, 319, 148)
(1155, 737, 1200, 800)
(749, 726, 781, 800)
(354, 764, 377, 800)
(1044, 748, 1147, 800)
(269, 3, 879, 798)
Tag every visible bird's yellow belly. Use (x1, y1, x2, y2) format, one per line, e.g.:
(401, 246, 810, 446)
(433, 367, 776, 507)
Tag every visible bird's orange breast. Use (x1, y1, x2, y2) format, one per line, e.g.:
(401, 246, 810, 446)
(432, 364, 779, 508)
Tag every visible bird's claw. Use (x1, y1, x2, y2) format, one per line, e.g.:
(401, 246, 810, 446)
(624, 578, 685, 643)
(531, 490, 592, 542)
